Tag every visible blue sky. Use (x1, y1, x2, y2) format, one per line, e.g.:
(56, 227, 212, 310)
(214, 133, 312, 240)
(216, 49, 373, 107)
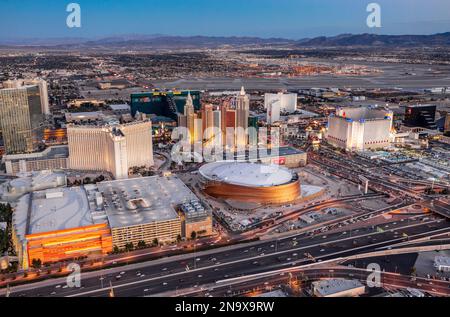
(1, 0, 449, 40)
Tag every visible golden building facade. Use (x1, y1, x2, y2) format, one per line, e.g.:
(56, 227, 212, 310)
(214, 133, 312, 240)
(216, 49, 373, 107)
(203, 178, 301, 204)
(0, 86, 45, 154)
(235, 87, 250, 148)
(68, 121, 154, 179)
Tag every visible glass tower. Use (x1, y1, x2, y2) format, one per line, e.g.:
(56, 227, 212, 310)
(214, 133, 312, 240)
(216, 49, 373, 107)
(0, 85, 45, 154)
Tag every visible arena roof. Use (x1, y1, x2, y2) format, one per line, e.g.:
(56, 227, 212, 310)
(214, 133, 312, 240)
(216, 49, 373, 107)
(199, 161, 294, 188)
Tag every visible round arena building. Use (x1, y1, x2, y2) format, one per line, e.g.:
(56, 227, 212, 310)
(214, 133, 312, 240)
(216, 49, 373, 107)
(198, 161, 300, 204)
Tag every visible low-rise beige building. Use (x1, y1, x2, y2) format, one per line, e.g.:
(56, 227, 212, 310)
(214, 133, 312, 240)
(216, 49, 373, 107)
(180, 200, 213, 238)
(3, 145, 68, 175)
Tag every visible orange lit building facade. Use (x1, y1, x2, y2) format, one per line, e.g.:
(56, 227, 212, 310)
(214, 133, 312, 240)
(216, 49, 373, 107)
(203, 177, 301, 204)
(43, 128, 68, 145)
(25, 223, 112, 268)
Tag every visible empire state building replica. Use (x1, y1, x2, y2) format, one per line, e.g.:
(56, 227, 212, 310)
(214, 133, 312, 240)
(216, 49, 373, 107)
(235, 86, 249, 149)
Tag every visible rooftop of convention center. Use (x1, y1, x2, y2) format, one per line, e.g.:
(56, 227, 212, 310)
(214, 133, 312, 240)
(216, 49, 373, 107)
(96, 175, 198, 228)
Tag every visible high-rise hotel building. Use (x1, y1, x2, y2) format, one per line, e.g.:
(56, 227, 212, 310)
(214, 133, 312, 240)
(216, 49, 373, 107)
(213, 108, 222, 147)
(0, 85, 46, 154)
(3, 79, 50, 115)
(177, 88, 250, 150)
(326, 107, 393, 152)
(178, 92, 198, 144)
(235, 86, 250, 148)
(221, 102, 237, 149)
(68, 121, 154, 179)
(201, 103, 215, 141)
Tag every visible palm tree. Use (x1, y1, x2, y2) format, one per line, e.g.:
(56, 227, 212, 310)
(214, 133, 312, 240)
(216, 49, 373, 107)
(125, 242, 134, 252)
(152, 238, 159, 246)
(190, 231, 197, 241)
(31, 258, 42, 269)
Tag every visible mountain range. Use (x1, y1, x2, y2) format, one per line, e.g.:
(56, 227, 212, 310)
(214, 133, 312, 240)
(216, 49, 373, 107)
(1, 32, 450, 49)
(296, 32, 450, 47)
(0, 34, 293, 48)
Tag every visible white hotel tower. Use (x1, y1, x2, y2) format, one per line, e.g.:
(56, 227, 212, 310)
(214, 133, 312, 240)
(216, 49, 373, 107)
(326, 107, 393, 152)
(68, 121, 154, 179)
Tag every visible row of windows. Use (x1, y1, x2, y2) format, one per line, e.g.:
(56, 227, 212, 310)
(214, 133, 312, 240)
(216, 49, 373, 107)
(111, 221, 181, 247)
(327, 135, 346, 143)
(364, 140, 388, 145)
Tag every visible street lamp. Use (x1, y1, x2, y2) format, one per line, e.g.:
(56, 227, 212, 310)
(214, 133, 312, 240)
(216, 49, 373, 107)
(193, 243, 197, 270)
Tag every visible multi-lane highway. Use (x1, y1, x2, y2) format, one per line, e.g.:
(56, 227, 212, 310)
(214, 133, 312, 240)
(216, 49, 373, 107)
(180, 265, 450, 297)
(0, 196, 405, 289)
(2, 214, 448, 297)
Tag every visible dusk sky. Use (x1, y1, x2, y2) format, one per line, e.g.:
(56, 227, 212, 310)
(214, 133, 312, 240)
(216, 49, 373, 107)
(1, 0, 450, 40)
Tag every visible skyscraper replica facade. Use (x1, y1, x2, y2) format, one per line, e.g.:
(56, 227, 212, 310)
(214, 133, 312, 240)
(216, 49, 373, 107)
(213, 108, 222, 147)
(201, 104, 215, 141)
(178, 92, 197, 144)
(235, 86, 250, 148)
(221, 103, 237, 149)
